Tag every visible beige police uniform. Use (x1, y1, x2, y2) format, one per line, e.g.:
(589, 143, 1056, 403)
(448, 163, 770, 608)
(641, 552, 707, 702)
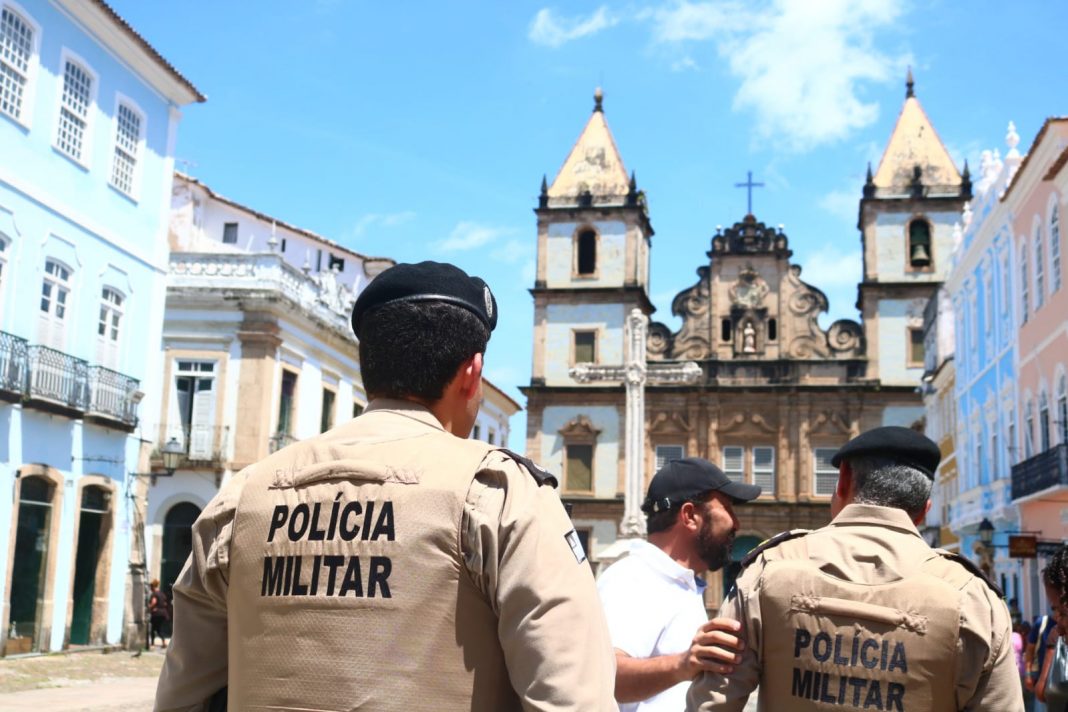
(154, 399, 617, 712)
(686, 503, 1023, 712)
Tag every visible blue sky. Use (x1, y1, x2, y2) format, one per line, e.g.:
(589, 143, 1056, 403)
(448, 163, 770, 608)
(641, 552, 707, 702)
(112, 0, 1066, 449)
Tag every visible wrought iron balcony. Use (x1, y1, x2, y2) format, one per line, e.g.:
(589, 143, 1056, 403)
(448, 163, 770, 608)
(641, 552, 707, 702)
(268, 432, 298, 453)
(1012, 443, 1068, 501)
(26, 345, 89, 412)
(0, 331, 28, 398)
(152, 424, 231, 466)
(87, 366, 140, 428)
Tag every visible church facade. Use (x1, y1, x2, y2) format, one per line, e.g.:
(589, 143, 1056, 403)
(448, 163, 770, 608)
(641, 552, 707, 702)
(522, 81, 970, 608)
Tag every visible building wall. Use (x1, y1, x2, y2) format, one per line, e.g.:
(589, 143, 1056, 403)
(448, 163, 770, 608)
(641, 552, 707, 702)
(868, 207, 960, 282)
(544, 220, 628, 288)
(543, 303, 625, 386)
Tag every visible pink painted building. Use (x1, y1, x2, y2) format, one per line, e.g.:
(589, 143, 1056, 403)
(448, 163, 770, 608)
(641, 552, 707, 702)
(1006, 117, 1068, 617)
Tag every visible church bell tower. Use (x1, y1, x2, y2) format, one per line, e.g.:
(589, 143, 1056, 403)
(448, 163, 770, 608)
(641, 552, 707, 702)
(858, 70, 971, 388)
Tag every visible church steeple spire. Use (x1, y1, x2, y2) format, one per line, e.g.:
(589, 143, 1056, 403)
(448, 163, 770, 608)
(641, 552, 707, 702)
(545, 88, 630, 204)
(906, 66, 914, 98)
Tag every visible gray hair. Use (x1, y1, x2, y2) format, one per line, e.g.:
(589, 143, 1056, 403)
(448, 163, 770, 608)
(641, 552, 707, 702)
(848, 455, 932, 519)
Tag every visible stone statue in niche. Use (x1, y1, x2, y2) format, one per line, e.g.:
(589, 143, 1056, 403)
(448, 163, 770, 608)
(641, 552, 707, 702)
(743, 321, 757, 353)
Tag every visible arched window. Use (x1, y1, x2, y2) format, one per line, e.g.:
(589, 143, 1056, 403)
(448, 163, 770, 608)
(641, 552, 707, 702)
(908, 219, 932, 268)
(1035, 228, 1045, 309)
(1024, 400, 1035, 458)
(96, 286, 124, 368)
(38, 258, 72, 349)
(0, 233, 8, 296)
(0, 6, 35, 122)
(1020, 245, 1029, 324)
(56, 57, 94, 161)
(1052, 204, 1062, 293)
(1040, 392, 1051, 452)
(110, 102, 143, 196)
(1058, 376, 1068, 446)
(161, 502, 201, 597)
(576, 229, 596, 276)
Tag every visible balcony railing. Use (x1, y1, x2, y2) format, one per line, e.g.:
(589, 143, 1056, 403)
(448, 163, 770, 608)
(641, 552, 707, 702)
(153, 424, 231, 466)
(0, 331, 28, 397)
(268, 432, 298, 454)
(27, 345, 89, 411)
(1012, 443, 1068, 501)
(86, 366, 140, 428)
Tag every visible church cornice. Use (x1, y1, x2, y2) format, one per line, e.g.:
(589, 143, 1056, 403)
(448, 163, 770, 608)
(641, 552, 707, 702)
(533, 204, 654, 237)
(521, 380, 917, 396)
(529, 286, 656, 314)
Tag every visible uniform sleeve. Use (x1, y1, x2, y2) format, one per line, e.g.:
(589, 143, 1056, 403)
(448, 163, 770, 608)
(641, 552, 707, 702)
(461, 453, 617, 711)
(958, 582, 1025, 711)
(154, 473, 245, 712)
(686, 561, 762, 712)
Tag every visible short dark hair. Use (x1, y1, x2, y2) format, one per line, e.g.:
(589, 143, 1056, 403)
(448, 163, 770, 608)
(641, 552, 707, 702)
(358, 300, 490, 402)
(1043, 544, 1068, 609)
(848, 455, 931, 520)
(646, 491, 713, 534)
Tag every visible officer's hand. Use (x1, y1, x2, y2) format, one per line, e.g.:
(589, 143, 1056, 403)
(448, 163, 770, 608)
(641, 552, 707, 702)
(676, 618, 744, 681)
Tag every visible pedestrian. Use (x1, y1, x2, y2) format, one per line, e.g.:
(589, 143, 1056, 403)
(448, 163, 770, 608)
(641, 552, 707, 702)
(597, 457, 756, 710)
(1037, 544, 1068, 712)
(154, 261, 617, 711)
(1028, 611, 1057, 712)
(687, 425, 1024, 711)
(147, 579, 170, 650)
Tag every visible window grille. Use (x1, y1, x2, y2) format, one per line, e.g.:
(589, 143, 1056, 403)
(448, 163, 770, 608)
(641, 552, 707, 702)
(57, 60, 92, 160)
(722, 446, 744, 483)
(813, 448, 838, 496)
(110, 103, 140, 195)
(1035, 230, 1045, 308)
(655, 445, 684, 470)
(0, 7, 32, 120)
(1052, 206, 1062, 293)
(752, 446, 775, 494)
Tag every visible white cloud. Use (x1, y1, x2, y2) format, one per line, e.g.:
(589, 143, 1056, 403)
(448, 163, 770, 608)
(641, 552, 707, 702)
(437, 221, 519, 253)
(819, 186, 860, 223)
(529, 6, 620, 47)
(646, 0, 909, 151)
(800, 247, 862, 290)
(671, 56, 700, 72)
(351, 211, 416, 238)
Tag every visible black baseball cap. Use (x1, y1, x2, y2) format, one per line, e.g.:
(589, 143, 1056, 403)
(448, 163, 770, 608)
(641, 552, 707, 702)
(830, 426, 941, 479)
(351, 261, 498, 340)
(641, 457, 761, 514)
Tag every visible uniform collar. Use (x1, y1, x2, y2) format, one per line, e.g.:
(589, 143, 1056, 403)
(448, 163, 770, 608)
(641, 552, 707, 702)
(364, 398, 447, 432)
(829, 503, 923, 538)
(631, 539, 705, 593)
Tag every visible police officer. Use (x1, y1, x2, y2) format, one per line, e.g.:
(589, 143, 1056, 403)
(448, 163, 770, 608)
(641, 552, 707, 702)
(686, 426, 1024, 712)
(154, 261, 617, 711)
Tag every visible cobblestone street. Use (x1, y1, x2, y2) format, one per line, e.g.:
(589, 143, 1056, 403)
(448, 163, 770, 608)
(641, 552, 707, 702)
(0, 650, 163, 711)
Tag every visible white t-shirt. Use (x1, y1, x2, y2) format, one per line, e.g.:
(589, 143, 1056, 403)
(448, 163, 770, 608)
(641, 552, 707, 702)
(597, 540, 709, 712)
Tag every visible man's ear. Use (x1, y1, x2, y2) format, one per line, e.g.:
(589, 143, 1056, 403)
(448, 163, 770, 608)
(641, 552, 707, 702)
(835, 461, 853, 501)
(678, 501, 700, 532)
(912, 499, 933, 526)
(458, 352, 483, 401)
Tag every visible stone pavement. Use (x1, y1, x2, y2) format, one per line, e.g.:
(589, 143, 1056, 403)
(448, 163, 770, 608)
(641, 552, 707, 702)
(0, 649, 163, 711)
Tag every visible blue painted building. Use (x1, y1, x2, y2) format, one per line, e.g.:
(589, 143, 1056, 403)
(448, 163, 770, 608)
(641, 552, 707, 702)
(946, 129, 1024, 601)
(0, 0, 202, 653)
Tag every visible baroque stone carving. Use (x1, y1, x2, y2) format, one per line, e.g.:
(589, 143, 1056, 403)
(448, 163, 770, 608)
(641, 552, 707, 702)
(646, 321, 673, 361)
(670, 266, 712, 360)
(649, 411, 693, 434)
(558, 415, 602, 438)
(710, 214, 790, 256)
(729, 263, 769, 308)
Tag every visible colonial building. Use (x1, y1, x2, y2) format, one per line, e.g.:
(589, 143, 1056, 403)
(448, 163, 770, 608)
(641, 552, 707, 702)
(0, 0, 202, 654)
(921, 288, 960, 555)
(523, 82, 955, 607)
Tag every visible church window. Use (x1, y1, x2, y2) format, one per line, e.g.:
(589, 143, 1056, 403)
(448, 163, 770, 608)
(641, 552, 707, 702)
(1052, 205, 1062, 293)
(722, 447, 744, 483)
(767, 318, 777, 342)
(813, 448, 838, 496)
(908, 219, 932, 269)
(655, 444, 684, 470)
(908, 328, 925, 367)
(1034, 228, 1045, 309)
(222, 222, 238, 244)
(573, 330, 596, 364)
(752, 447, 775, 495)
(576, 229, 597, 276)
(1020, 245, 1029, 323)
(565, 443, 593, 492)
(721, 319, 732, 342)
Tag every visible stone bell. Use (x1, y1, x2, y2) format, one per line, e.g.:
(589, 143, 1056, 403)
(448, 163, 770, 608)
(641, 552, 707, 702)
(910, 242, 931, 267)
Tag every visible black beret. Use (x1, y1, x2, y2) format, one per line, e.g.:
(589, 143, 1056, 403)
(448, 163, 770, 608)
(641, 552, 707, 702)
(351, 261, 498, 339)
(831, 426, 941, 479)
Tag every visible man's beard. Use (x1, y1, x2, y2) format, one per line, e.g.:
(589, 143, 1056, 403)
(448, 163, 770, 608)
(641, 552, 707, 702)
(697, 517, 734, 572)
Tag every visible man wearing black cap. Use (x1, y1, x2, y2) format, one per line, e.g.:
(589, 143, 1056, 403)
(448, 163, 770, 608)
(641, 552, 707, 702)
(687, 426, 1023, 711)
(156, 261, 617, 711)
(597, 457, 759, 711)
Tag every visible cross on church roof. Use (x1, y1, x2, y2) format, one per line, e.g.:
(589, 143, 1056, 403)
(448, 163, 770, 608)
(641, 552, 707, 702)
(734, 171, 764, 216)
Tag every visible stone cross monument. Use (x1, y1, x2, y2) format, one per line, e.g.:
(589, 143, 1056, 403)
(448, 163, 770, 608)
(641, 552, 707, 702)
(571, 308, 702, 539)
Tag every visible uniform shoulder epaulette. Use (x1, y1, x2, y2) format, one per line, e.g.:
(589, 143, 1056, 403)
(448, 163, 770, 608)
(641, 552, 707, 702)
(933, 548, 1004, 597)
(739, 529, 810, 569)
(497, 448, 558, 488)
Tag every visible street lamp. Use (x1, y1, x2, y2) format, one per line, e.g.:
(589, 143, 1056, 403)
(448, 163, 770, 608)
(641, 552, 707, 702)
(160, 437, 183, 476)
(978, 518, 995, 546)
